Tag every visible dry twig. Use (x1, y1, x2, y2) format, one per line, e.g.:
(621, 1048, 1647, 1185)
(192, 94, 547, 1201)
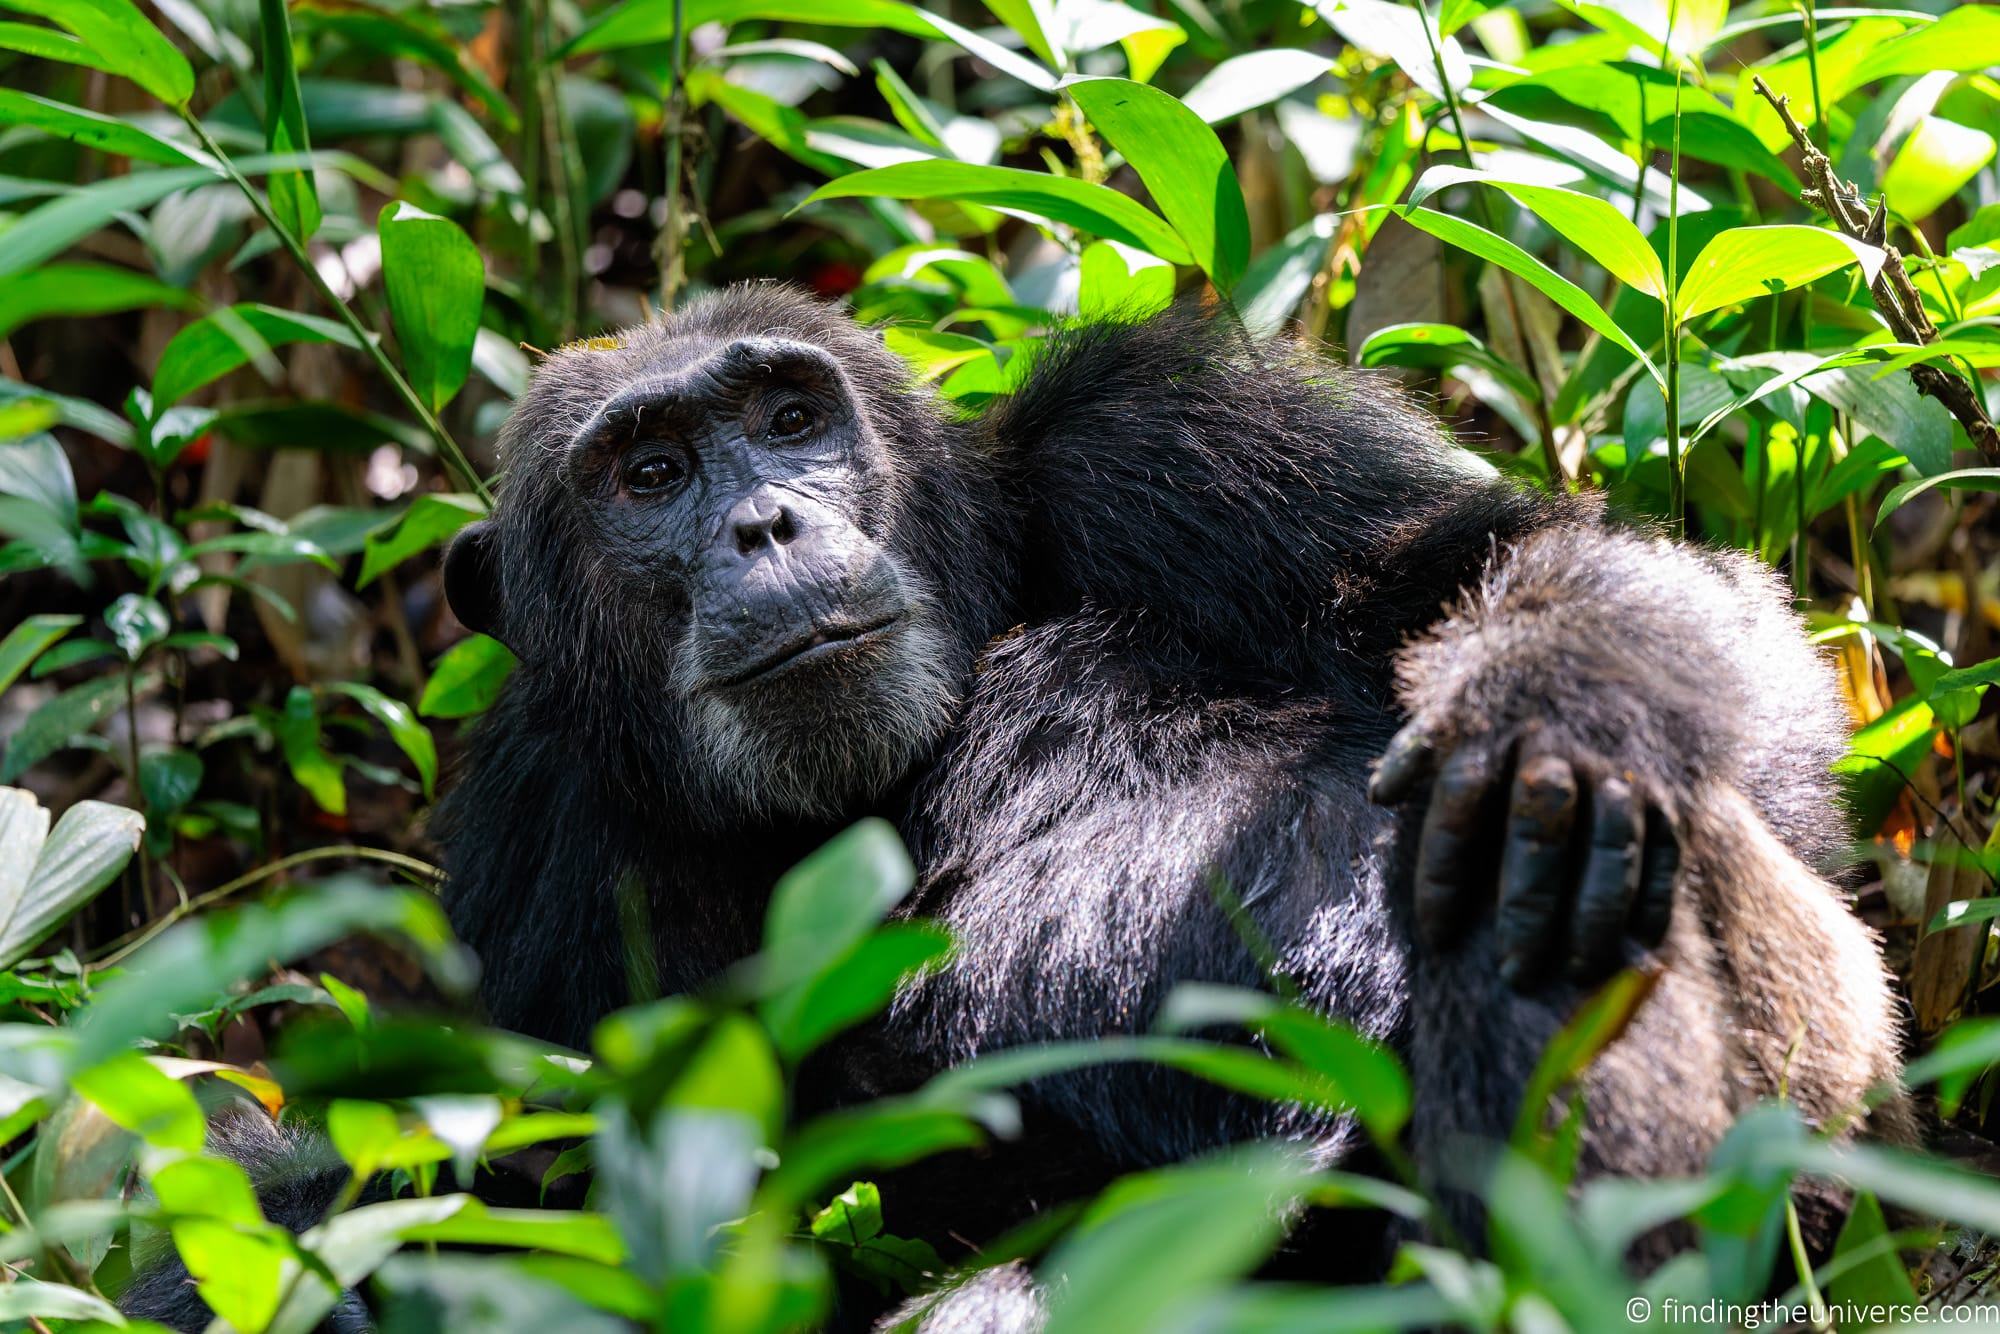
(1751, 75, 1999, 463)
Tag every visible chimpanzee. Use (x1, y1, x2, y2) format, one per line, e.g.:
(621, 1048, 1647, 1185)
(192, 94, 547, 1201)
(126, 284, 1910, 1329)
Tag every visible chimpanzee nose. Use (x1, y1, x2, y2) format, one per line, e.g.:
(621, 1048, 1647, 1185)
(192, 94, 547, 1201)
(727, 491, 801, 558)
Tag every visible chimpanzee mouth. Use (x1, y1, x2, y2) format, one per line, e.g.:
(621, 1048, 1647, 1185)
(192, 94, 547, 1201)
(711, 614, 904, 689)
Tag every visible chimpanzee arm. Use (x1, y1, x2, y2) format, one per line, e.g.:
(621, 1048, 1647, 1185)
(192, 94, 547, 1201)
(1372, 523, 1911, 1232)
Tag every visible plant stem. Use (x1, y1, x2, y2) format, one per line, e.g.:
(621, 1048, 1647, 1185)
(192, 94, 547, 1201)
(89, 845, 442, 969)
(1785, 1196, 1833, 1332)
(122, 664, 149, 926)
(1663, 8, 1686, 537)
(656, 0, 689, 312)
(512, 0, 545, 319)
(1412, 0, 1562, 482)
(176, 109, 493, 504)
(1799, 0, 1827, 145)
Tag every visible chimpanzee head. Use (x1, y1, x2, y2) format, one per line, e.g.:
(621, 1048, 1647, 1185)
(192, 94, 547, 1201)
(444, 286, 1003, 824)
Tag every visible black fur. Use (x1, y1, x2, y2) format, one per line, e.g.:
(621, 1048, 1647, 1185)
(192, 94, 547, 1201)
(129, 286, 1907, 1328)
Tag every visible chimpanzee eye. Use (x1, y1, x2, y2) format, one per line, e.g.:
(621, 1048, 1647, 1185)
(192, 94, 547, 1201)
(621, 451, 687, 496)
(768, 403, 814, 438)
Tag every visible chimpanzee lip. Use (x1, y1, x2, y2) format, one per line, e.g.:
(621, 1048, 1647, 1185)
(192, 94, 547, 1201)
(711, 613, 903, 688)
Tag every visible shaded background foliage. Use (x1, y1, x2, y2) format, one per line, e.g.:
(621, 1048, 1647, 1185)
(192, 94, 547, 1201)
(1, 0, 1999, 1328)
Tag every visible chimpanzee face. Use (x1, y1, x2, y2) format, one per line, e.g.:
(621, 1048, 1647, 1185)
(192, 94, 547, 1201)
(446, 329, 965, 821)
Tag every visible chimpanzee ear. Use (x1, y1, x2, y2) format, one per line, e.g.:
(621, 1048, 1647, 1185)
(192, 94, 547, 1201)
(443, 520, 508, 649)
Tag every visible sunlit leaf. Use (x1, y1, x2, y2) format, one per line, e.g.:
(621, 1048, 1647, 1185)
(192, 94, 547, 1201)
(378, 202, 486, 413)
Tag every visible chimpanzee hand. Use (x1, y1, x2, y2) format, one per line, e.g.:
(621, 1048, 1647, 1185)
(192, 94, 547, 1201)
(1368, 723, 1681, 991)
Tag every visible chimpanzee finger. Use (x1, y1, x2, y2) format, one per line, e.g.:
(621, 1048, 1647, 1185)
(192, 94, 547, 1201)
(1369, 723, 1435, 806)
(1630, 804, 1681, 949)
(1495, 749, 1579, 990)
(1566, 774, 1641, 982)
(1413, 746, 1499, 951)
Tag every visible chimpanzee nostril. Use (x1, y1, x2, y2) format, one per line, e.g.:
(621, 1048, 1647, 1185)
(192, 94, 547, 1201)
(728, 494, 800, 557)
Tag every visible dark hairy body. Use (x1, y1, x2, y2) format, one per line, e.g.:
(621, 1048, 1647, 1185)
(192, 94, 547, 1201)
(127, 285, 1910, 1330)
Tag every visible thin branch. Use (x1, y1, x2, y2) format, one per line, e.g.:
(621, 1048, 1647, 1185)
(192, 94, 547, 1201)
(1751, 75, 2000, 463)
(176, 110, 495, 501)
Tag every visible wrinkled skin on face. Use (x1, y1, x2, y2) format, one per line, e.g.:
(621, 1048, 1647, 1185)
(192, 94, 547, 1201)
(445, 294, 1005, 825)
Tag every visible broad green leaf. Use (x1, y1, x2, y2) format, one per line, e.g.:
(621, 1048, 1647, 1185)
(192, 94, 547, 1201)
(570, 0, 943, 57)
(296, 6, 517, 131)
(1391, 206, 1661, 385)
(805, 161, 1191, 265)
(139, 747, 203, 816)
(105, 597, 166, 669)
(1, 672, 157, 782)
(1877, 468, 2000, 531)
(1065, 77, 1248, 290)
(0, 1278, 125, 1324)
(0, 262, 197, 340)
(984, 0, 1060, 67)
(1409, 165, 1666, 298)
(72, 1049, 204, 1150)
(1059, 0, 1184, 81)
(0, 18, 124, 74)
(0, 790, 142, 967)
(358, 492, 486, 587)
(1882, 118, 1996, 223)
(1077, 239, 1174, 321)
(1, 0, 194, 105)
(0, 165, 222, 278)
(1155, 985, 1412, 1141)
(259, 0, 320, 241)
(1043, 1149, 1312, 1334)
(379, 202, 485, 413)
(760, 922, 952, 1061)
(326, 681, 438, 799)
(1844, 5, 2000, 91)
(419, 635, 517, 718)
(1234, 214, 1335, 339)
(151, 303, 357, 411)
(1315, 0, 1468, 101)
(0, 88, 205, 164)
(757, 819, 916, 1001)
(0, 613, 79, 692)
(0, 396, 58, 442)
(1834, 694, 1935, 835)
(882, 327, 998, 383)
(1358, 322, 1540, 405)
(276, 685, 344, 814)
(1674, 226, 1883, 322)
(1181, 49, 1328, 123)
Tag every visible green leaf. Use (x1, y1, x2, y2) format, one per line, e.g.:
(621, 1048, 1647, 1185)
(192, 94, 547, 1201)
(0, 87, 205, 164)
(1674, 225, 1884, 322)
(1391, 205, 1661, 385)
(0, 165, 222, 279)
(1, 672, 156, 782)
(378, 202, 486, 413)
(1231, 214, 1335, 339)
(1409, 165, 1667, 298)
(1181, 49, 1328, 124)
(276, 685, 344, 815)
(761, 922, 952, 1061)
(358, 492, 485, 588)
(1076, 239, 1174, 321)
(1043, 1148, 1312, 1334)
(756, 819, 916, 1002)
(139, 747, 204, 817)
(881, 327, 998, 383)
(1358, 322, 1541, 404)
(326, 681, 438, 799)
(0, 1277, 127, 1324)
(73, 1049, 206, 1150)
(259, 0, 320, 241)
(1065, 77, 1248, 290)
(418, 635, 517, 719)
(0, 613, 79, 693)
(0, 788, 143, 967)
(1845, 5, 2000, 90)
(0, 261, 198, 340)
(983, 0, 1060, 66)
(805, 161, 1191, 265)
(1882, 117, 1996, 222)
(151, 303, 358, 412)
(1, 0, 195, 106)
(106, 591, 168, 661)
